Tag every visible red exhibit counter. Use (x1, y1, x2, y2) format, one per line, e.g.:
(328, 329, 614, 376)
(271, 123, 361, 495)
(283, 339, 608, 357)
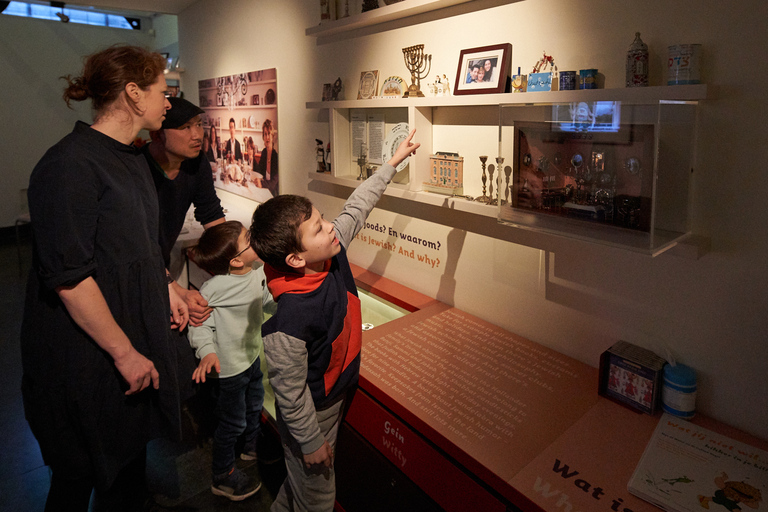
(338, 265, 768, 512)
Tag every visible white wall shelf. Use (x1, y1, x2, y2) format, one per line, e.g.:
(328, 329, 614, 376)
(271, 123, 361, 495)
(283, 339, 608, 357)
(307, 84, 709, 109)
(306, 0, 476, 37)
(307, 85, 711, 257)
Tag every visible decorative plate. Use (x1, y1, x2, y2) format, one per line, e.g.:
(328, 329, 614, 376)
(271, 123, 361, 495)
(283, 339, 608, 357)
(379, 76, 405, 98)
(382, 122, 410, 172)
(249, 115, 256, 128)
(265, 88, 276, 105)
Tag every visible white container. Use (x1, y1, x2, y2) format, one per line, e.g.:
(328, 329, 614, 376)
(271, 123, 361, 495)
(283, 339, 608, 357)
(668, 44, 701, 85)
(662, 363, 696, 419)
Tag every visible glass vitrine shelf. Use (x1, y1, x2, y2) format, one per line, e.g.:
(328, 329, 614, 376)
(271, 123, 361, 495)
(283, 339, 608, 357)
(307, 85, 709, 257)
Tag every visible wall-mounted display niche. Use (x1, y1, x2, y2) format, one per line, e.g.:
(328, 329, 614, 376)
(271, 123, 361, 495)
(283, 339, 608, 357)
(498, 100, 698, 256)
(307, 85, 706, 257)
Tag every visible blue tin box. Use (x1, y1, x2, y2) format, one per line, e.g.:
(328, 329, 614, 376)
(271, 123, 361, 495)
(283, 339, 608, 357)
(527, 72, 552, 92)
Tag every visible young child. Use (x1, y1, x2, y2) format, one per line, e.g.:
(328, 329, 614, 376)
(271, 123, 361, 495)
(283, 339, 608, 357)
(188, 220, 275, 502)
(249, 130, 419, 511)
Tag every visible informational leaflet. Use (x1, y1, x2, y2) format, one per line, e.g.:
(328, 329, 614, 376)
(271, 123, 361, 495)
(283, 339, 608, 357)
(628, 413, 767, 512)
(367, 113, 385, 165)
(351, 110, 366, 158)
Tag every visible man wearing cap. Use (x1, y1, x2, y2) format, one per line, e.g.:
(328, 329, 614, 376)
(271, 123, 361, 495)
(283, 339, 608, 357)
(142, 97, 225, 325)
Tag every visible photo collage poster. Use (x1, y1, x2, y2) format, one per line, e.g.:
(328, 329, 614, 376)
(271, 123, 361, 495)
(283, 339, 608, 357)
(198, 68, 279, 202)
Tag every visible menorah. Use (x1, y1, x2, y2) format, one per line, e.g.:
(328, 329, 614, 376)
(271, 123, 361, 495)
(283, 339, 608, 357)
(402, 44, 431, 98)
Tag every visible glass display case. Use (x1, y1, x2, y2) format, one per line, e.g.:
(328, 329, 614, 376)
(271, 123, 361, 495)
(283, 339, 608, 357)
(498, 100, 698, 255)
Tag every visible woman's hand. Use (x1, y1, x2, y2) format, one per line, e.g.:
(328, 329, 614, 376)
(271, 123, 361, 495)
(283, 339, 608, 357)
(168, 283, 190, 331)
(114, 346, 160, 395)
(182, 288, 213, 327)
(56, 277, 159, 395)
(192, 353, 220, 383)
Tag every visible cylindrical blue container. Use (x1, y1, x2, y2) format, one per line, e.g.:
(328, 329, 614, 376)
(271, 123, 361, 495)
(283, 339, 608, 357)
(579, 69, 598, 89)
(662, 363, 696, 419)
(559, 71, 577, 90)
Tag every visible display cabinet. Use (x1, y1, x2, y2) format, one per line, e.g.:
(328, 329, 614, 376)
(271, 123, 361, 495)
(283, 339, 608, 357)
(498, 99, 698, 255)
(307, 85, 708, 256)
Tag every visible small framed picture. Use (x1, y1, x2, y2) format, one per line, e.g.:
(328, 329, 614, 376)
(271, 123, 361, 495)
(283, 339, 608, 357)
(598, 341, 666, 415)
(322, 83, 332, 101)
(454, 43, 513, 95)
(358, 70, 379, 100)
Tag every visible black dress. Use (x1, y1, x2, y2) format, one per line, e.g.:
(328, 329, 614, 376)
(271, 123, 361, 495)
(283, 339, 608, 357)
(20, 122, 194, 490)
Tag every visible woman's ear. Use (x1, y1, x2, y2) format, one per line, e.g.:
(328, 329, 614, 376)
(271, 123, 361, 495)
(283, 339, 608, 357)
(124, 82, 142, 105)
(285, 252, 305, 270)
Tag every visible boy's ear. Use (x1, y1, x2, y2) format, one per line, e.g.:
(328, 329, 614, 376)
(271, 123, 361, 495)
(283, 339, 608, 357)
(229, 256, 246, 270)
(285, 252, 306, 270)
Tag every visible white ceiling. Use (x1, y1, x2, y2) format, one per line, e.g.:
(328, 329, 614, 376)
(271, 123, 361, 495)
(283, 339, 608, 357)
(58, 0, 197, 15)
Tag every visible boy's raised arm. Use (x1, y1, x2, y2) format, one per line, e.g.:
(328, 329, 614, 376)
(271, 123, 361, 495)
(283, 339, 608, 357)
(333, 130, 420, 247)
(387, 129, 420, 168)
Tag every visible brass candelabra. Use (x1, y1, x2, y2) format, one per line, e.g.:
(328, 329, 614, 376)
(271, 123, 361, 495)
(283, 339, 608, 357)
(402, 44, 432, 98)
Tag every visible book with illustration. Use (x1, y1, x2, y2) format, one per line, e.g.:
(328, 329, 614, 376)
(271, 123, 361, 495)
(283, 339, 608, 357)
(628, 413, 767, 512)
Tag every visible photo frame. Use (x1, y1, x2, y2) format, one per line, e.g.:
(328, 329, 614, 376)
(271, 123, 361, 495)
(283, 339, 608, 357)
(454, 43, 512, 95)
(598, 341, 666, 415)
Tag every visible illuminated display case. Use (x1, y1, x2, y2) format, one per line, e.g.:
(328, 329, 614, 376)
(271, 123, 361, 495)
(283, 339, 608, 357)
(498, 100, 699, 256)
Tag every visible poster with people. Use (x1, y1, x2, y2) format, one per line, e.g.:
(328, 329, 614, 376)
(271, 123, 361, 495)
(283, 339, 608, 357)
(198, 68, 279, 201)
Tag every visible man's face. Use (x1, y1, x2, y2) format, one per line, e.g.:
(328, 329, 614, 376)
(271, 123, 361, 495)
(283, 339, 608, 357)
(162, 115, 204, 160)
(470, 67, 479, 81)
(229, 120, 236, 139)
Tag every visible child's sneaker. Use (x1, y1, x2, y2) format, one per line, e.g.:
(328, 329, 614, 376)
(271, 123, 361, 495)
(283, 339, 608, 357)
(211, 467, 261, 501)
(240, 448, 258, 461)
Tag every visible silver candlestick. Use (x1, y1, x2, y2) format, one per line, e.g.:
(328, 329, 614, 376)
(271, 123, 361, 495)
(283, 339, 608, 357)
(494, 156, 505, 205)
(503, 164, 512, 204)
(476, 155, 491, 203)
(357, 142, 367, 180)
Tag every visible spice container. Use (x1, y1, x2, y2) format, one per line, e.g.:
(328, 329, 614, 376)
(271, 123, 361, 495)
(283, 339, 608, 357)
(662, 363, 696, 419)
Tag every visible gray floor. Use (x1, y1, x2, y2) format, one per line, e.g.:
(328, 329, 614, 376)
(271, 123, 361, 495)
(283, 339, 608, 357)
(0, 229, 285, 511)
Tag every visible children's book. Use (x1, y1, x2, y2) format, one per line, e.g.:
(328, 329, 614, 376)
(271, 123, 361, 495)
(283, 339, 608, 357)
(628, 413, 767, 512)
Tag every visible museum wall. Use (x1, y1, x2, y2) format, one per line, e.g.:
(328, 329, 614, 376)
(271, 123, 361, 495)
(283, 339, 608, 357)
(146, 0, 768, 440)
(0, 15, 155, 228)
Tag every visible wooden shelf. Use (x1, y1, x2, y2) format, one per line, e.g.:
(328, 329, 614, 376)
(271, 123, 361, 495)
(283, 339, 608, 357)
(309, 170, 497, 214)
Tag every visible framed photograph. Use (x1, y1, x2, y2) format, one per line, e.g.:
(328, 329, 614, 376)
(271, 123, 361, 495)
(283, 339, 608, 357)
(358, 70, 379, 100)
(454, 43, 512, 95)
(598, 341, 666, 415)
(322, 83, 332, 101)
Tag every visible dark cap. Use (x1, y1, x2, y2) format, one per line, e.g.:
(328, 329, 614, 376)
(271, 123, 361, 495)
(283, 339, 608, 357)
(162, 97, 205, 130)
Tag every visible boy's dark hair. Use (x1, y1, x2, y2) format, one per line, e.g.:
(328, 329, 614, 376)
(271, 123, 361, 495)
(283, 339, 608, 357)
(250, 195, 313, 272)
(191, 220, 244, 276)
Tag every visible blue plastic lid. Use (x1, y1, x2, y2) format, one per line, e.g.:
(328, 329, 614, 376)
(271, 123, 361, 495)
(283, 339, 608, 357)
(664, 363, 696, 387)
